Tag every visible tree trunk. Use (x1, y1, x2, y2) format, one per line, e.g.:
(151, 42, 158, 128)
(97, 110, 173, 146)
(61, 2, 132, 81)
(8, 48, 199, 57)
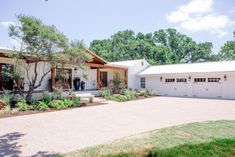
(25, 87, 34, 103)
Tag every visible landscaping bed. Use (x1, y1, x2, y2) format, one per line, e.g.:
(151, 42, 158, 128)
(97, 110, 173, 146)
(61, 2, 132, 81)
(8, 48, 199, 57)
(102, 88, 156, 102)
(63, 120, 235, 157)
(0, 89, 98, 118)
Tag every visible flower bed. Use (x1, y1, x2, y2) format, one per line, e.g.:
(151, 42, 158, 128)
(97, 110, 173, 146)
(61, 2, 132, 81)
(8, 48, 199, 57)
(102, 89, 156, 102)
(0, 89, 96, 118)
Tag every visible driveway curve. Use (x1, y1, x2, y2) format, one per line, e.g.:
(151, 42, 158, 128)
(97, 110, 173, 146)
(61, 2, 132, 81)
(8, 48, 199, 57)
(0, 96, 235, 156)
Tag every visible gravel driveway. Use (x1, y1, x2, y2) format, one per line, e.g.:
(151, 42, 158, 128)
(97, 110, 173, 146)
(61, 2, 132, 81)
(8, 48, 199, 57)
(1, 96, 235, 156)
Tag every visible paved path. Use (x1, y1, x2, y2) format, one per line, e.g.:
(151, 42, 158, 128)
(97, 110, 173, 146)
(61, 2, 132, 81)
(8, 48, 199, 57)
(0, 97, 235, 156)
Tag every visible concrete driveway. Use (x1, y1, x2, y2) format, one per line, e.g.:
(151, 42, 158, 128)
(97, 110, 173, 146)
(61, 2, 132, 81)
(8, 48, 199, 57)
(0, 97, 235, 156)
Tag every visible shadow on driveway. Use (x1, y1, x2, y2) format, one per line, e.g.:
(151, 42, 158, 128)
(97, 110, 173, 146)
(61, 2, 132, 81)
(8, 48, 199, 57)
(0, 132, 58, 157)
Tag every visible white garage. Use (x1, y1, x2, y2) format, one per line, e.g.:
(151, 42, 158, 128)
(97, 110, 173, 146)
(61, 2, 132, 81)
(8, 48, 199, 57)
(139, 61, 235, 100)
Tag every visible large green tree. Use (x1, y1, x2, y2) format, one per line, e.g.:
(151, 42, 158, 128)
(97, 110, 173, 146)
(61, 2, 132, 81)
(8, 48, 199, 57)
(90, 29, 214, 65)
(8, 15, 90, 102)
(218, 31, 235, 60)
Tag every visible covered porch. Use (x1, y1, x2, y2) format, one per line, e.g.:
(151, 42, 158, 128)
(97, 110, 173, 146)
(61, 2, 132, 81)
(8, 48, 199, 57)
(50, 49, 128, 91)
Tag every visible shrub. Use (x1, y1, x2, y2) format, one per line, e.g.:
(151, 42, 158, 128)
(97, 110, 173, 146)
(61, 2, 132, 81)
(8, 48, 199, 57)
(72, 97, 81, 107)
(110, 72, 126, 94)
(37, 101, 49, 111)
(0, 105, 11, 115)
(42, 91, 52, 104)
(1, 89, 11, 106)
(89, 97, 93, 103)
(123, 90, 136, 100)
(49, 100, 66, 109)
(102, 89, 111, 99)
(52, 87, 64, 100)
(63, 99, 74, 108)
(11, 108, 19, 114)
(110, 94, 128, 102)
(17, 99, 29, 111)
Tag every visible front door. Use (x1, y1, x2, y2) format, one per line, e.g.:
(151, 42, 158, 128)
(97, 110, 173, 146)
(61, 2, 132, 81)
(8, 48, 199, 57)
(100, 71, 108, 87)
(0, 63, 14, 90)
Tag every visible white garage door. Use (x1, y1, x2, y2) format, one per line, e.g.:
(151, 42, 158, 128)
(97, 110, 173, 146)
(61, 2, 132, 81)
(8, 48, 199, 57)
(193, 77, 222, 98)
(163, 78, 189, 97)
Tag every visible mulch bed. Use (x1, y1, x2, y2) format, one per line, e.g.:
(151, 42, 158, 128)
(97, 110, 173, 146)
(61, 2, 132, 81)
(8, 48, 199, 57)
(0, 102, 106, 119)
(0, 96, 157, 119)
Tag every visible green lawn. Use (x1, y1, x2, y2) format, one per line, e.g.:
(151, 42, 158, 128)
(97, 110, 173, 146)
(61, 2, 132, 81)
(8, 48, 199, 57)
(63, 120, 235, 157)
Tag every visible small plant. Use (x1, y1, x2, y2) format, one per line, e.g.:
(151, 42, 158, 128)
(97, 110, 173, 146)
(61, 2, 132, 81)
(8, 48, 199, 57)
(49, 100, 66, 109)
(63, 99, 74, 108)
(42, 91, 52, 104)
(123, 90, 135, 100)
(72, 97, 81, 107)
(36, 101, 49, 111)
(102, 89, 111, 99)
(1, 89, 11, 106)
(89, 97, 93, 103)
(11, 108, 19, 114)
(53, 87, 64, 100)
(17, 99, 29, 111)
(0, 105, 11, 115)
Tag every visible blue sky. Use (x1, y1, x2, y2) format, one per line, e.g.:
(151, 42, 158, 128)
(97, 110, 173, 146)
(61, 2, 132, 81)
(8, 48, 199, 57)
(0, 0, 235, 53)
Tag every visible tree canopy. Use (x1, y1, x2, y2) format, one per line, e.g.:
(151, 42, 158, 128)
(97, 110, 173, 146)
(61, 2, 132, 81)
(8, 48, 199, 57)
(218, 31, 235, 60)
(8, 15, 91, 102)
(89, 29, 215, 65)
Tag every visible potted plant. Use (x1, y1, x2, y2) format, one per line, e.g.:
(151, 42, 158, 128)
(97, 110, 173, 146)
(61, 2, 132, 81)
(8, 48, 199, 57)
(81, 81, 85, 91)
(73, 77, 81, 90)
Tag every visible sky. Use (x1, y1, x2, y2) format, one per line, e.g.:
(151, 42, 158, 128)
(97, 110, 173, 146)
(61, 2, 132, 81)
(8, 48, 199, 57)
(0, 0, 235, 53)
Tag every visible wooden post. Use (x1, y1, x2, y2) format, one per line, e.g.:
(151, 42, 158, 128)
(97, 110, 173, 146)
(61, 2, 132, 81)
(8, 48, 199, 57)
(51, 66, 56, 91)
(97, 68, 100, 89)
(125, 69, 128, 88)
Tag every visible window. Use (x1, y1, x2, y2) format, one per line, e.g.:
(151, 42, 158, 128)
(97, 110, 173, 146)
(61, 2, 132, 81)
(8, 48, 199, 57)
(165, 78, 175, 83)
(194, 78, 206, 82)
(140, 77, 145, 88)
(176, 78, 187, 83)
(208, 78, 220, 82)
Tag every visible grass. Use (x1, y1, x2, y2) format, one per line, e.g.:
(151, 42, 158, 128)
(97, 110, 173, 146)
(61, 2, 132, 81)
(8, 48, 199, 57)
(63, 120, 235, 157)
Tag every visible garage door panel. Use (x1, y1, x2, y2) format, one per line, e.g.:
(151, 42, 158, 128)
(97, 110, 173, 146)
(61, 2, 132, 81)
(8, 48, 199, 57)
(193, 82, 222, 98)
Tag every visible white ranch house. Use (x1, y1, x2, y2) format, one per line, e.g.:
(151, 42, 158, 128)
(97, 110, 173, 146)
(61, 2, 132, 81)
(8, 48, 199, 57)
(0, 48, 235, 99)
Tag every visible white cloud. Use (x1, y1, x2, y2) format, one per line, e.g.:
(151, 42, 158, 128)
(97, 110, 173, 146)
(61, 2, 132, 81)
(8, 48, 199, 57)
(0, 21, 16, 29)
(166, 0, 233, 38)
(0, 39, 21, 50)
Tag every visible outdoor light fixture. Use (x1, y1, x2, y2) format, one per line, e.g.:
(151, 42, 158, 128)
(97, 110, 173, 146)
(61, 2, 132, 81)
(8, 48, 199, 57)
(224, 75, 227, 81)
(188, 76, 191, 80)
(160, 76, 163, 81)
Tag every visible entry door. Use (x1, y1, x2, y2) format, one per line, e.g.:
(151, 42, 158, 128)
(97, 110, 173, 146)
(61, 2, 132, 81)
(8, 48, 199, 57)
(100, 71, 108, 87)
(0, 63, 13, 90)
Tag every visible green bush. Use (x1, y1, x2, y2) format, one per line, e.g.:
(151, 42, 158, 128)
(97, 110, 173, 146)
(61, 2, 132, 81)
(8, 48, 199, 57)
(36, 101, 49, 111)
(17, 99, 29, 111)
(89, 97, 93, 103)
(0, 105, 11, 115)
(72, 97, 81, 107)
(49, 100, 66, 109)
(42, 91, 52, 104)
(102, 89, 111, 99)
(110, 94, 128, 102)
(110, 72, 126, 94)
(123, 90, 136, 100)
(63, 99, 74, 108)
(53, 87, 64, 100)
(1, 89, 11, 106)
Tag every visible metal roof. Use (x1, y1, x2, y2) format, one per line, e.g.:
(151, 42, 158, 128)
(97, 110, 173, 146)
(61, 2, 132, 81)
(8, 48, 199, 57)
(108, 59, 145, 67)
(139, 61, 235, 75)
